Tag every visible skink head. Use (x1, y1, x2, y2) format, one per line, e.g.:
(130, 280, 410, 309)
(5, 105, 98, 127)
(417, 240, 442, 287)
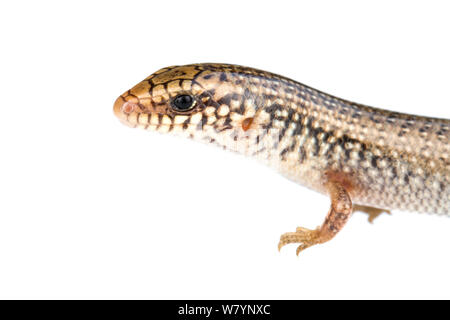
(113, 63, 281, 153)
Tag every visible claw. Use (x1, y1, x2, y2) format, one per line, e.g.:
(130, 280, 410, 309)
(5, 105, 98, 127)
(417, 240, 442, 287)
(295, 244, 308, 256)
(278, 227, 321, 255)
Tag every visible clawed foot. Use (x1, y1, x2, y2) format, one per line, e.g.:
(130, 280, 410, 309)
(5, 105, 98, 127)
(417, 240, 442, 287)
(278, 227, 323, 255)
(278, 181, 354, 255)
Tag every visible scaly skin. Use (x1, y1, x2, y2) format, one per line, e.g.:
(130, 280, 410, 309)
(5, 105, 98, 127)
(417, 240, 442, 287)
(113, 63, 449, 254)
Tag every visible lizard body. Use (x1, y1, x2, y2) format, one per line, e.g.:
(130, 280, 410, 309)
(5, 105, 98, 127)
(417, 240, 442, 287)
(114, 63, 449, 254)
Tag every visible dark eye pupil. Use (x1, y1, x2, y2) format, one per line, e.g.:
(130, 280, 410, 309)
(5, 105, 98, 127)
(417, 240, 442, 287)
(173, 95, 194, 111)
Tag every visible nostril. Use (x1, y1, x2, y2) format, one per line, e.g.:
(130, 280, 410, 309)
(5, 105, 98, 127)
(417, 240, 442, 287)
(113, 96, 139, 118)
(113, 95, 143, 127)
(122, 101, 137, 114)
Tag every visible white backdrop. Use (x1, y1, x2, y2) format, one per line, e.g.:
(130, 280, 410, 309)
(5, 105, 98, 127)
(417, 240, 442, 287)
(0, 0, 449, 299)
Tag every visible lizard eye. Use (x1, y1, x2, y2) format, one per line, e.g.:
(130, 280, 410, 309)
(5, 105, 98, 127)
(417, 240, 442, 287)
(171, 94, 195, 112)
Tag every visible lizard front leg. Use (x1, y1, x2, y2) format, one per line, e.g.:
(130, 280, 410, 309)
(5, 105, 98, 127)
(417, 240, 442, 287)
(278, 181, 353, 255)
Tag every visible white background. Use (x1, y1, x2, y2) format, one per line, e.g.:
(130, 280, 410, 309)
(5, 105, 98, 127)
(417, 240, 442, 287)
(0, 0, 449, 299)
